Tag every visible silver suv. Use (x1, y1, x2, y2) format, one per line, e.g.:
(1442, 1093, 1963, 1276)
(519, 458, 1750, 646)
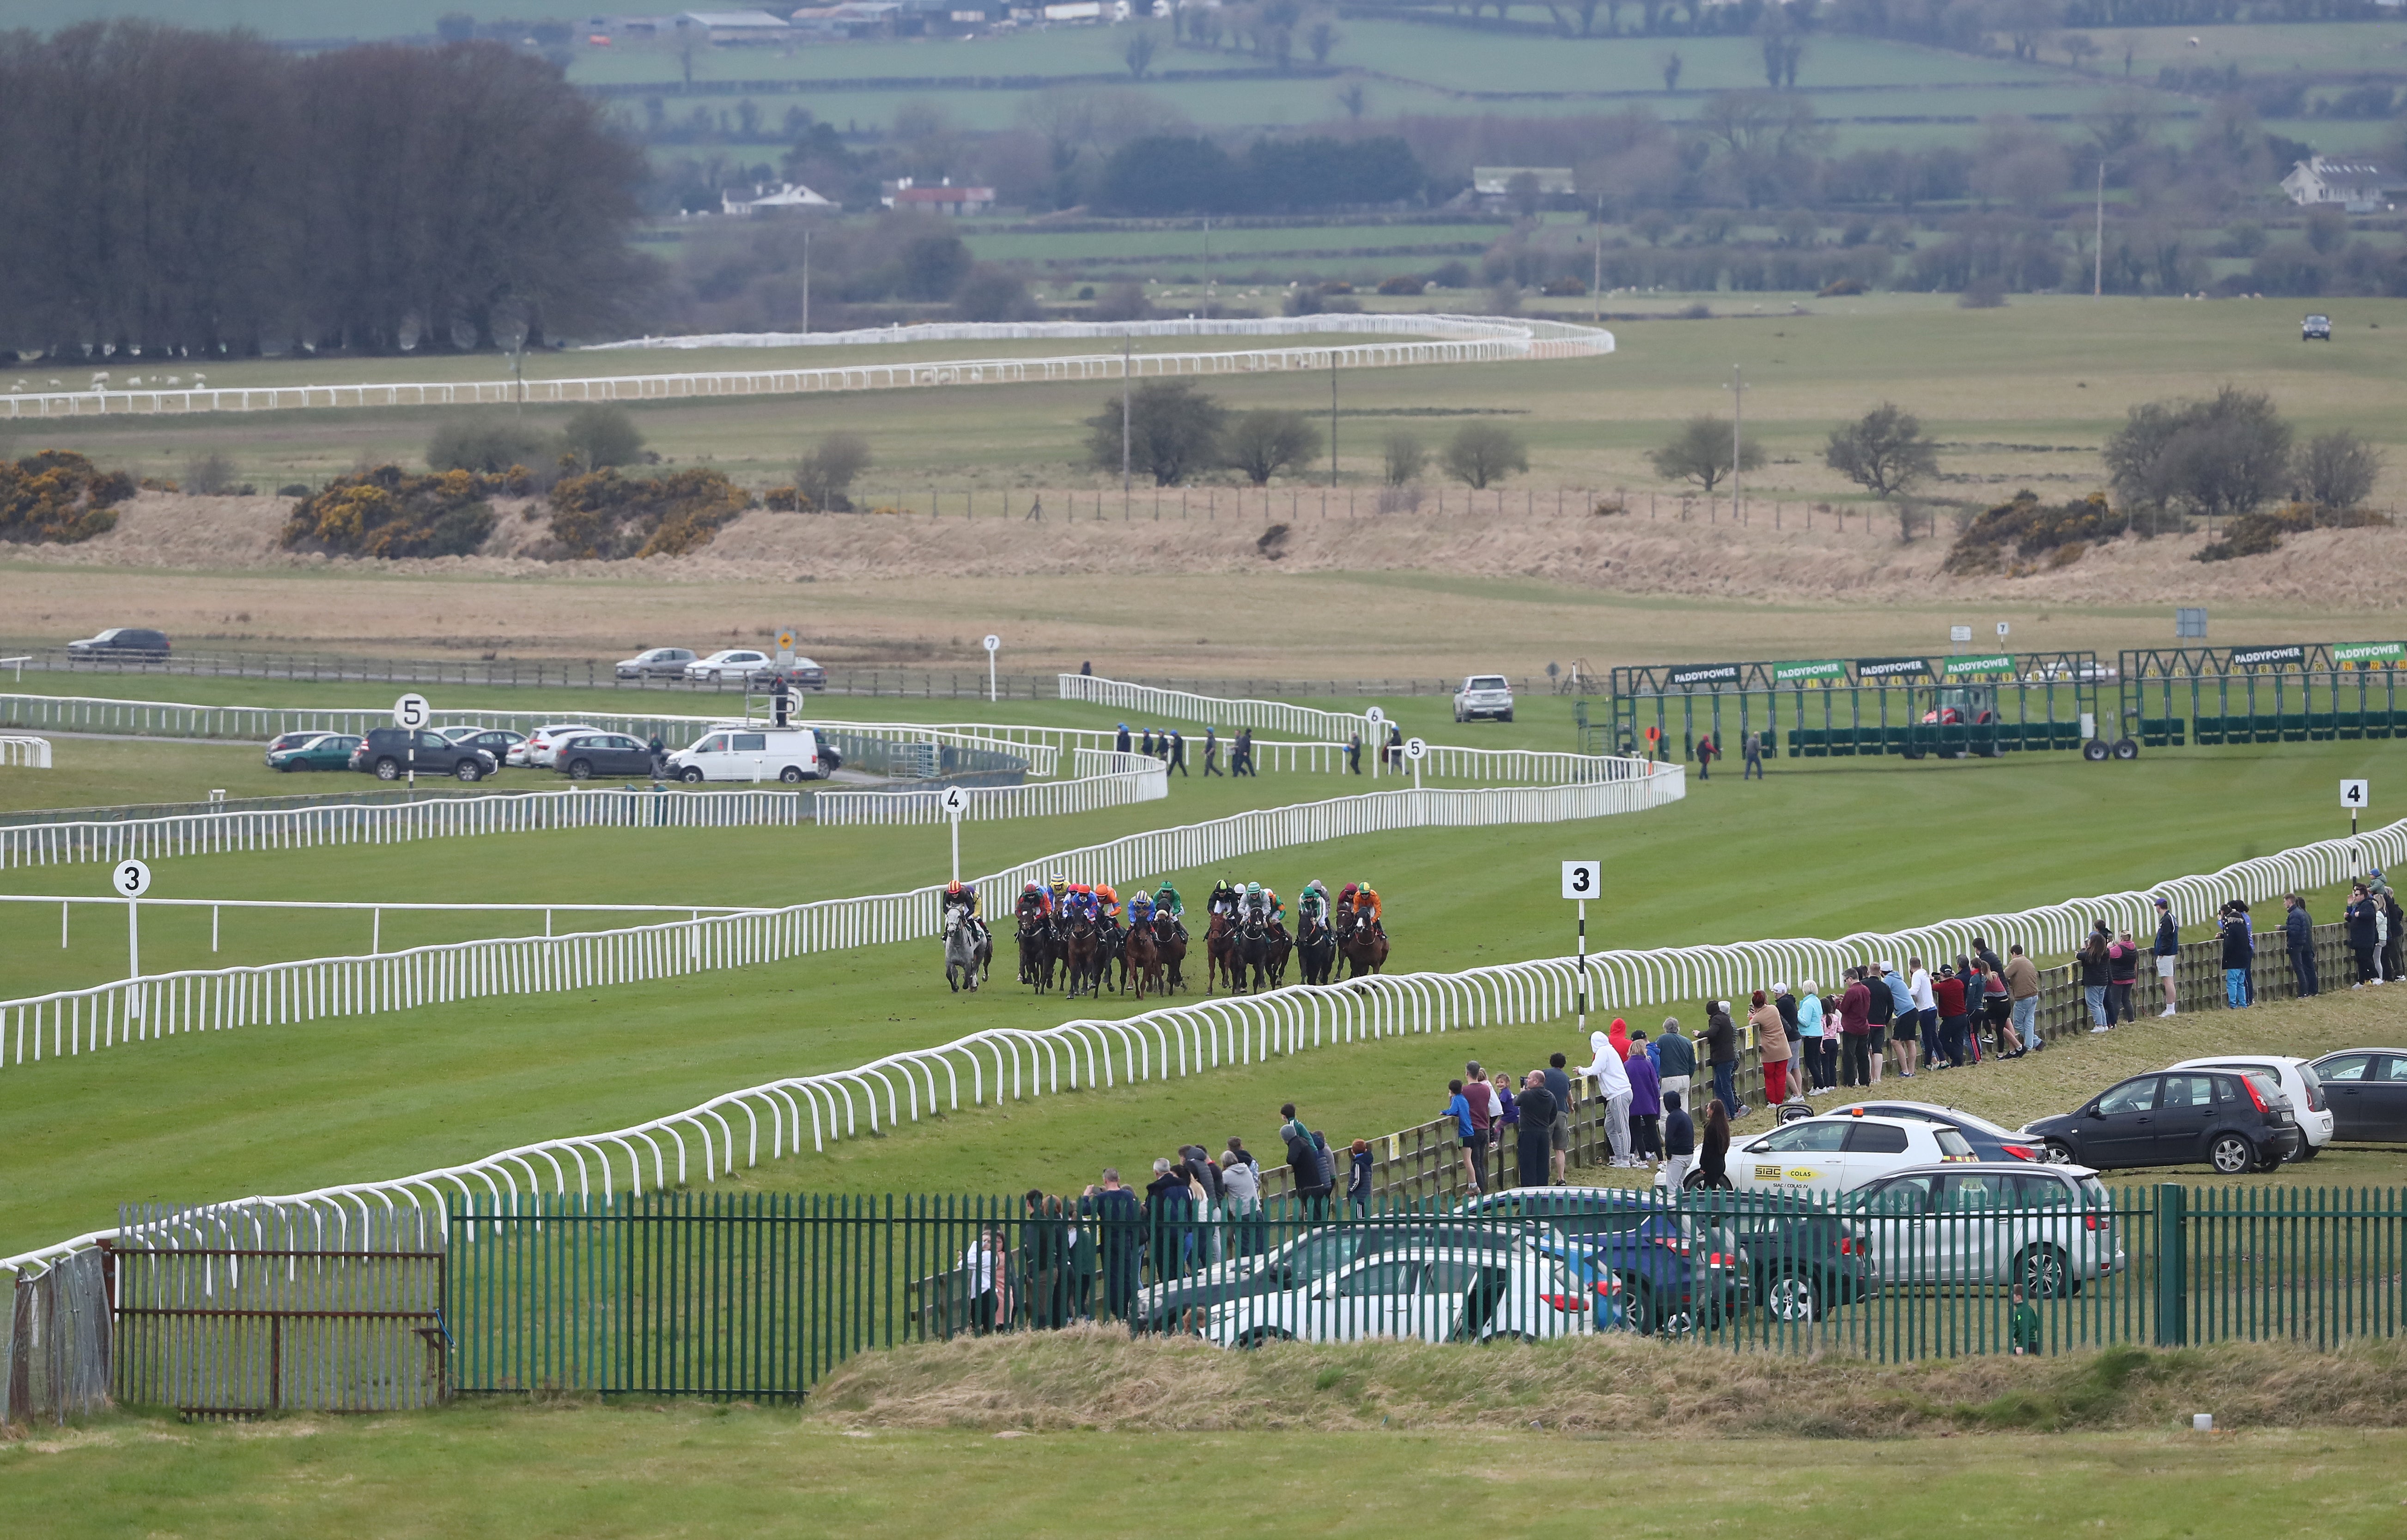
(1453, 674, 1514, 723)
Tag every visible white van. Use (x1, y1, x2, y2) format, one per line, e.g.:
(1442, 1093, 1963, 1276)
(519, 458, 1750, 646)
(664, 725, 825, 783)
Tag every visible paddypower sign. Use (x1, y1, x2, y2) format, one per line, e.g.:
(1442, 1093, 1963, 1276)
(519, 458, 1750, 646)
(1771, 659, 1847, 685)
(1855, 656, 1932, 681)
(2229, 644, 2306, 669)
(1941, 654, 2019, 679)
(2333, 641, 2406, 669)
(1665, 662, 1741, 688)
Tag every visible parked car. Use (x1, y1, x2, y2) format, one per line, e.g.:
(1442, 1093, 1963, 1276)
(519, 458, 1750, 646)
(437, 727, 527, 767)
(1453, 673, 1514, 723)
(2303, 313, 2332, 341)
(2304, 1049, 2407, 1143)
(67, 626, 170, 657)
(771, 657, 828, 692)
(1136, 1219, 1531, 1337)
(1837, 1163, 2122, 1299)
(1817, 1101, 2047, 1164)
(686, 649, 772, 685)
(263, 730, 323, 762)
(663, 726, 824, 783)
(2022, 1069, 2297, 1175)
(615, 647, 697, 680)
(347, 728, 495, 782)
(519, 724, 599, 768)
(2168, 1055, 2333, 1159)
(1198, 1241, 1591, 1347)
(1454, 1187, 1748, 1334)
(1726, 1114, 1976, 1197)
(267, 733, 361, 772)
(553, 730, 659, 781)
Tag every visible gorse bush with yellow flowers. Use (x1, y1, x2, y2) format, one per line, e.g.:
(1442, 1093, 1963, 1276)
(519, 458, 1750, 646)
(279, 465, 509, 558)
(544, 467, 751, 560)
(0, 449, 135, 545)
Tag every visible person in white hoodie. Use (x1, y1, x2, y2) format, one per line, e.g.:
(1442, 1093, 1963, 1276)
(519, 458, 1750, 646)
(1586, 1029, 1634, 1167)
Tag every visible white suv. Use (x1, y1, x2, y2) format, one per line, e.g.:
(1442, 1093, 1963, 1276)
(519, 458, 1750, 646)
(2168, 1055, 2333, 1159)
(519, 723, 599, 768)
(1727, 1114, 1976, 1196)
(1453, 674, 1514, 723)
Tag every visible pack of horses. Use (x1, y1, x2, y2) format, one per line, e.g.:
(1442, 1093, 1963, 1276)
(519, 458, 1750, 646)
(1001, 899, 1388, 1001)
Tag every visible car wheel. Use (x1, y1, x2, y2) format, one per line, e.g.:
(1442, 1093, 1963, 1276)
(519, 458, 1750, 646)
(374, 758, 401, 781)
(680, 767, 705, 784)
(2255, 1144, 2285, 1174)
(1501, 711, 1513, 723)
(775, 764, 805, 784)
(1239, 1328, 1292, 1350)
(1763, 1271, 1821, 1323)
(2014, 1244, 2073, 1300)
(2043, 1140, 2077, 1165)
(2208, 1133, 2255, 1175)
(2082, 738, 2111, 762)
(567, 759, 593, 781)
(454, 761, 482, 782)
(2296, 1141, 2321, 1162)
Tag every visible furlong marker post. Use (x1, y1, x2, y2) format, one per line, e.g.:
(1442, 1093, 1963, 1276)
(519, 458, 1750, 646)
(1562, 860, 1599, 1037)
(2344, 778, 2368, 871)
(113, 858, 151, 1015)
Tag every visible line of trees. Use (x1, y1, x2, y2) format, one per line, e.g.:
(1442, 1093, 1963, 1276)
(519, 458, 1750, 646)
(0, 23, 655, 358)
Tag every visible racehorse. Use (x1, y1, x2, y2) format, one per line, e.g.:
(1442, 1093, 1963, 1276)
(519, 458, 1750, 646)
(1125, 920, 1163, 1000)
(1337, 907, 1388, 979)
(1206, 911, 1240, 995)
(1062, 914, 1102, 1000)
(1016, 908, 1056, 992)
(1154, 915, 1189, 994)
(944, 910, 991, 993)
(1264, 922, 1293, 989)
(1296, 914, 1337, 986)
(1235, 915, 1274, 994)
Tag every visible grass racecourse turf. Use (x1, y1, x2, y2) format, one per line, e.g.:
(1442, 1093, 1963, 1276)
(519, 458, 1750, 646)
(3, 724, 2404, 1259)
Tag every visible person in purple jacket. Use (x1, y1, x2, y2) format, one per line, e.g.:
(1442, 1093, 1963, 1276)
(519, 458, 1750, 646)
(1624, 1031, 1663, 1168)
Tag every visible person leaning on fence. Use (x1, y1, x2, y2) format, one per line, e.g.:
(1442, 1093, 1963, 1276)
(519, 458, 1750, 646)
(1837, 970, 1872, 1088)
(1624, 1032, 1662, 1167)
(1443, 1080, 1482, 1194)
(1461, 1060, 1496, 1185)
(1750, 990, 1790, 1105)
(1980, 958, 2012, 1058)
(2152, 896, 2181, 1016)
(1515, 1072, 1558, 1189)
(2004, 946, 2040, 1057)
(1084, 1169, 1143, 1322)
(1587, 1029, 1635, 1166)
(2220, 903, 2255, 1009)
(1144, 1157, 1197, 1284)
(2282, 893, 2318, 999)
(2346, 885, 2383, 988)
(1348, 1139, 1374, 1217)
(1704, 1001, 1744, 1120)
(1653, 1016, 1695, 1109)
(1659, 1091, 1696, 1192)
(1543, 1053, 1575, 1183)
(2108, 931, 2140, 1025)
(1219, 1144, 1262, 1258)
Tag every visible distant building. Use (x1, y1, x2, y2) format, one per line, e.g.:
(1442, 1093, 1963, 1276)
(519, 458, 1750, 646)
(2280, 155, 2404, 213)
(881, 176, 996, 214)
(675, 10, 796, 39)
(721, 182, 836, 215)
(790, 1, 905, 35)
(1472, 166, 1578, 202)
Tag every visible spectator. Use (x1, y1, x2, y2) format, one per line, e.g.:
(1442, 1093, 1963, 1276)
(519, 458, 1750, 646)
(1168, 729, 1186, 776)
(2285, 893, 2317, 1000)
(1542, 1053, 1575, 1183)
(1348, 1139, 1374, 1218)
(1661, 1090, 1696, 1191)
(1063, 1194, 1096, 1321)
(1386, 722, 1404, 769)
(1234, 727, 1257, 776)
(1607, 1015, 1632, 1063)
(1144, 1157, 1196, 1281)
(1972, 934, 2005, 981)
(2385, 885, 2406, 984)
(962, 1225, 1001, 1334)
(1795, 981, 1826, 1094)
(2008, 1283, 2042, 1356)
(1907, 957, 1939, 1073)
(1704, 1000, 1743, 1119)
(1587, 1029, 1634, 1165)
(1464, 1059, 1496, 1187)
(1838, 969, 1873, 1088)
(1654, 1017, 1695, 1110)
(1087, 1169, 1142, 1321)
(1444, 1079, 1481, 1193)
(1515, 1071, 1558, 1188)
(1183, 1143, 1227, 1264)
(1981, 957, 2012, 1058)
(1930, 964, 1969, 1071)
(1749, 989, 1790, 1106)
(1080, 660, 1092, 675)
(1116, 722, 1132, 753)
(1347, 732, 1362, 775)
(1696, 1099, 1732, 1189)
(1279, 1108, 1334, 1219)
(1999, 945, 2040, 1056)
(1624, 1033, 1662, 1167)
(1140, 727, 1156, 758)
(2238, 900, 2256, 1004)
(1218, 1146, 1262, 1259)
(2079, 926, 2114, 1033)
(2347, 885, 2382, 987)
(1742, 728, 1764, 780)
(1022, 1190, 1066, 1328)
(2220, 903, 2254, 1008)
(1491, 1070, 1520, 1149)
(2105, 931, 2138, 1025)
(1773, 981, 1802, 1071)
(1695, 731, 1715, 780)
(2151, 896, 2180, 1017)
(647, 733, 667, 776)
(1203, 725, 1222, 776)
(1868, 961, 1900, 1085)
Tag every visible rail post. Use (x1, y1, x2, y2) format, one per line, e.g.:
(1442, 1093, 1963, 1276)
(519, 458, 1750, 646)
(2153, 1182, 2187, 1346)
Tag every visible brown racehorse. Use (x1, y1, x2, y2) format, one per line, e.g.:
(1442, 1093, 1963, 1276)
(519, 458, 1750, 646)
(1337, 908, 1389, 979)
(1063, 915, 1102, 1000)
(1206, 911, 1239, 994)
(1125, 921, 1162, 1000)
(1155, 916, 1189, 994)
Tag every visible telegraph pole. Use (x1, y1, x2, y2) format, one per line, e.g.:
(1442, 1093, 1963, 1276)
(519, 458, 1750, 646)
(2094, 161, 2105, 298)
(1330, 351, 1339, 488)
(1724, 365, 1748, 522)
(802, 226, 812, 333)
(1121, 333, 1133, 507)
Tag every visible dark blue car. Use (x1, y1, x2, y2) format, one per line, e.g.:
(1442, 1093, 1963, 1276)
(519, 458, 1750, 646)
(1455, 1187, 1745, 1335)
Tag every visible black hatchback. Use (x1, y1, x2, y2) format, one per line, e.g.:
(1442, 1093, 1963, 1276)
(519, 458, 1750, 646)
(2024, 1069, 2296, 1175)
(552, 731, 656, 781)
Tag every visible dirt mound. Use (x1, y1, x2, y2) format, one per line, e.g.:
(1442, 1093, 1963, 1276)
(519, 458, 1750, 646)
(807, 1328, 2407, 1437)
(26, 492, 2407, 610)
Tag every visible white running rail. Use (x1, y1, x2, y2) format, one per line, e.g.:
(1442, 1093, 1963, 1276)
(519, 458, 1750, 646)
(819, 751, 1167, 825)
(9, 809, 2400, 1281)
(1061, 673, 1372, 745)
(0, 316, 1613, 421)
(0, 769, 1680, 1073)
(0, 736, 49, 769)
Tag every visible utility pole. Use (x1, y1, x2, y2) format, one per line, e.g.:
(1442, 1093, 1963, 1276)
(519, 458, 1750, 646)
(1330, 351, 1338, 488)
(1724, 364, 1747, 523)
(1120, 333, 1133, 504)
(2093, 161, 2105, 299)
(1593, 194, 1605, 323)
(802, 226, 812, 333)
(1202, 218, 1213, 320)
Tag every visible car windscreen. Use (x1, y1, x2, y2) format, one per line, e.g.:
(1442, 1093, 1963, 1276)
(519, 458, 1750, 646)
(1468, 677, 1507, 691)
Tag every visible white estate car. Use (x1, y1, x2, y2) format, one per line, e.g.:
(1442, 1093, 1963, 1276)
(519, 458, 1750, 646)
(686, 649, 772, 684)
(664, 725, 825, 784)
(518, 723, 600, 768)
(1728, 1114, 1977, 1197)
(2168, 1055, 2333, 1158)
(1453, 674, 1514, 723)
(1838, 1163, 2124, 1298)
(1198, 1242, 1591, 1348)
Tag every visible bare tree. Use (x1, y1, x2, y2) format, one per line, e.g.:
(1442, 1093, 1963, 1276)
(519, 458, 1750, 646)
(1334, 81, 1369, 120)
(2293, 430, 2383, 510)
(797, 431, 873, 511)
(1124, 26, 1161, 79)
(1441, 423, 1529, 489)
(1224, 409, 1323, 485)
(1647, 416, 1761, 494)
(1824, 403, 1939, 498)
(1304, 16, 1342, 65)
(1382, 431, 1426, 486)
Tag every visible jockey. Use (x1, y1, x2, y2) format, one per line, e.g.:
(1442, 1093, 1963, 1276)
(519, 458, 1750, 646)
(1018, 880, 1050, 918)
(1352, 879, 1383, 933)
(1048, 872, 1070, 910)
(1096, 883, 1121, 923)
(942, 879, 979, 920)
(1242, 882, 1283, 926)
(1128, 891, 1154, 925)
(1336, 882, 1360, 921)
(1152, 880, 1184, 920)
(1208, 879, 1240, 920)
(1296, 881, 1329, 928)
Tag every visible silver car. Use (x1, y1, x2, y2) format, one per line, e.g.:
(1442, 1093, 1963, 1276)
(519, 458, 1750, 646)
(1199, 1240, 1591, 1347)
(1837, 1162, 2123, 1298)
(616, 647, 696, 679)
